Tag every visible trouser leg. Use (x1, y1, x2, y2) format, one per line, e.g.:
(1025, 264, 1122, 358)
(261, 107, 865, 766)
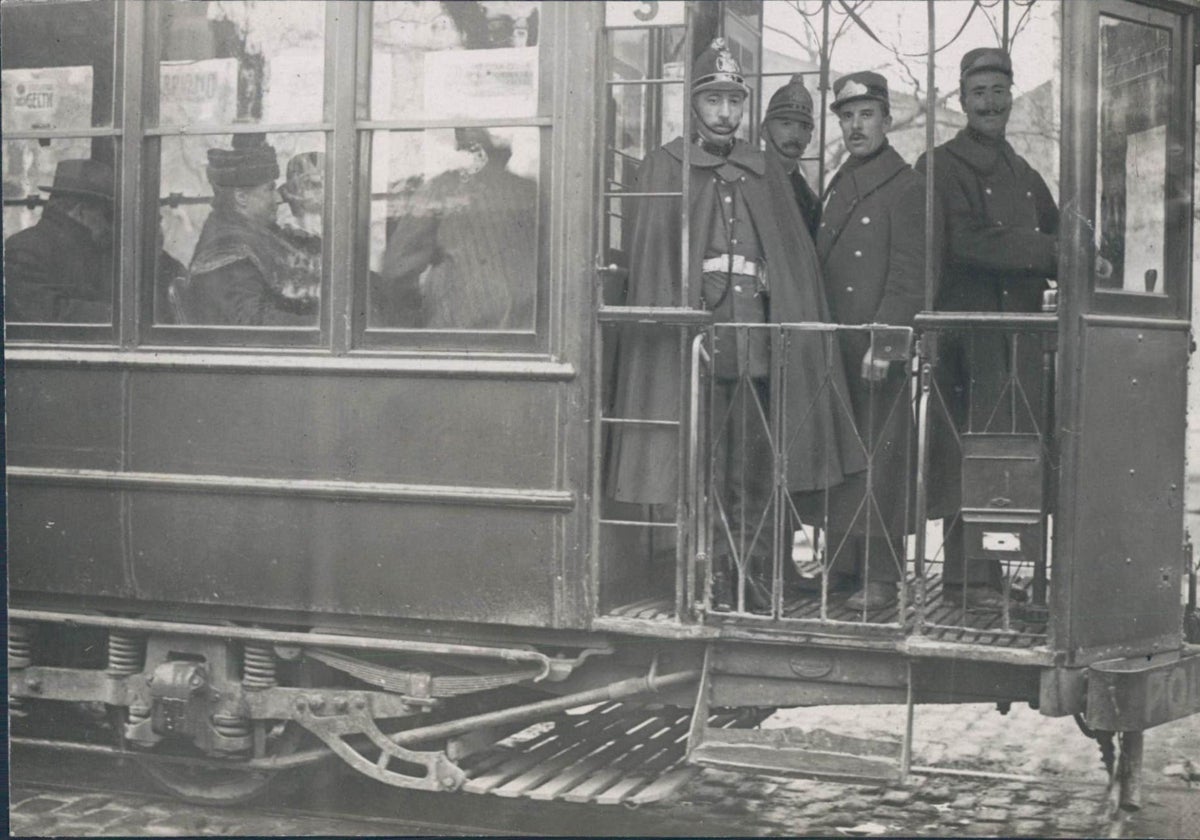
(711, 377, 772, 606)
(829, 534, 903, 583)
(941, 517, 1001, 586)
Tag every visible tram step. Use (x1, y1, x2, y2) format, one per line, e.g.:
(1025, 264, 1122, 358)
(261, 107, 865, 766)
(687, 725, 903, 784)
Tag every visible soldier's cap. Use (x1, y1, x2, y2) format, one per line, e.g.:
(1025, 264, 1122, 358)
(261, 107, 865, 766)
(765, 74, 814, 126)
(830, 71, 889, 112)
(39, 158, 114, 203)
(206, 133, 280, 188)
(960, 47, 1013, 82)
(692, 37, 749, 96)
(279, 151, 324, 204)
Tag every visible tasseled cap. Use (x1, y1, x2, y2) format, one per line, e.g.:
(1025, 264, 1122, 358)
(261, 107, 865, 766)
(765, 74, 814, 126)
(830, 70, 889, 112)
(206, 133, 280, 188)
(960, 47, 1013, 82)
(692, 38, 749, 96)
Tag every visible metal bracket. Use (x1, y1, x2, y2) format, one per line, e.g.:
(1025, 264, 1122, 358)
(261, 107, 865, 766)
(294, 693, 466, 792)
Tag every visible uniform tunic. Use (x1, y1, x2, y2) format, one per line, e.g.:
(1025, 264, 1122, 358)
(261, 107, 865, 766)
(816, 144, 926, 581)
(607, 137, 864, 505)
(916, 127, 1059, 584)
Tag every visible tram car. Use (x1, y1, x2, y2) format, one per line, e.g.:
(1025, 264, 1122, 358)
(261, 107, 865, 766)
(6, 0, 1200, 810)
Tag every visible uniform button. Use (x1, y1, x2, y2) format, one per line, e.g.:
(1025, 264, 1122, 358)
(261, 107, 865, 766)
(1034, 226, 1040, 232)
(734, 284, 743, 292)
(861, 216, 871, 224)
(996, 220, 1004, 226)
(985, 187, 992, 195)
(730, 238, 738, 244)
(854, 250, 863, 257)
(846, 286, 854, 292)
(1002, 289, 1009, 296)
(820, 222, 826, 228)
(1026, 191, 1033, 198)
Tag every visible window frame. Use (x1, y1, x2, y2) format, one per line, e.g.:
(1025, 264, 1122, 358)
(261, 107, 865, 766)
(4, 0, 559, 356)
(1, 0, 124, 344)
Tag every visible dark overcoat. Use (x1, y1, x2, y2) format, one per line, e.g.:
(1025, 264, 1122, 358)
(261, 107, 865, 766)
(816, 144, 926, 536)
(915, 127, 1059, 516)
(3, 208, 113, 323)
(607, 137, 865, 504)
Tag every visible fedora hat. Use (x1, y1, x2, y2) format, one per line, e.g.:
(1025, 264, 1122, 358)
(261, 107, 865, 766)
(39, 159, 114, 202)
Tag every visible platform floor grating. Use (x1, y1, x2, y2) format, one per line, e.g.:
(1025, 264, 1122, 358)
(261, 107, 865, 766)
(606, 573, 1048, 648)
(457, 702, 769, 804)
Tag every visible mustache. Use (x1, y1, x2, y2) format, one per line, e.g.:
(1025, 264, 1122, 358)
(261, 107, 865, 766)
(848, 133, 867, 142)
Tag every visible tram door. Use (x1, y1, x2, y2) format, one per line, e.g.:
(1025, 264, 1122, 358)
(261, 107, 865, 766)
(1053, 0, 1196, 662)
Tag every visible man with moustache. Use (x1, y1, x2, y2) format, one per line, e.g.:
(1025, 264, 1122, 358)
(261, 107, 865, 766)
(817, 71, 926, 610)
(916, 48, 1111, 610)
(761, 74, 820, 237)
(608, 39, 863, 612)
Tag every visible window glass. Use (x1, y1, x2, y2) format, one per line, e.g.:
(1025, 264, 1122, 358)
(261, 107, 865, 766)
(1, 0, 117, 131)
(155, 0, 325, 127)
(3, 137, 117, 324)
(156, 132, 324, 329)
(366, 127, 539, 331)
(368, 1, 541, 121)
(1095, 15, 1171, 296)
(762, 0, 1059, 197)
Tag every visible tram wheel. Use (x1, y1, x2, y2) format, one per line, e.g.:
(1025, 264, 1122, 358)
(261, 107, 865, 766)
(136, 722, 304, 806)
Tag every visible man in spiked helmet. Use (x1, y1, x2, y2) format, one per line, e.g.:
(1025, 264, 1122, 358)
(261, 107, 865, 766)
(762, 73, 821, 237)
(607, 38, 863, 612)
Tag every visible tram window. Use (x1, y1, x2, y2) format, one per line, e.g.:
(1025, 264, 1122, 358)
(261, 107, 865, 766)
(0, 0, 117, 131)
(368, 1, 540, 122)
(1095, 16, 1172, 296)
(152, 0, 326, 127)
(155, 132, 324, 330)
(365, 127, 539, 331)
(2, 137, 118, 325)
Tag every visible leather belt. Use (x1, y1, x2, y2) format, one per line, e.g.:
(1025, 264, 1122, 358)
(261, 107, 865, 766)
(702, 255, 759, 276)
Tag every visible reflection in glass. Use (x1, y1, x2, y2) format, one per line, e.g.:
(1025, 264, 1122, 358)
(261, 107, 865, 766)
(1097, 16, 1171, 295)
(156, 0, 325, 127)
(0, 0, 117, 131)
(368, 128, 538, 331)
(369, 1, 540, 121)
(158, 133, 324, 329)
(2, 139, 116, 324)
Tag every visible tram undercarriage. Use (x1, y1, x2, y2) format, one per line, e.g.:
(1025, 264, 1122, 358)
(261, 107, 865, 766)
(9, 602, 1200, 810)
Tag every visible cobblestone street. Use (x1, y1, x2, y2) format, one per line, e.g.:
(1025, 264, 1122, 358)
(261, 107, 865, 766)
(10, 700, 1199, 837)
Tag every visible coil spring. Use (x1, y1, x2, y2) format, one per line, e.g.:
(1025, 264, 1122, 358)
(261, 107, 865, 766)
(242, 644, 277, 690)
(8, 623, 33, 669)
(106, 632, 145, 676)
(211, 712, 252, 740)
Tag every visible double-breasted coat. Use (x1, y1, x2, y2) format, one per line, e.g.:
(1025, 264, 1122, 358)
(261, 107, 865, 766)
(815, 144, 926, 537)
(915, 127, 1059, 517)
(607, 137, 865, 504)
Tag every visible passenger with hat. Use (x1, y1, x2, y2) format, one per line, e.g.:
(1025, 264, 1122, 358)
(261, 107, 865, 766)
(761, 73, 821, 237)
(607, 38, 864, 613)
(177, 135, 318, 326)
(4, 158, 115, 323)
(916, 49, 1111, 610)
(815, 71, 928, 610)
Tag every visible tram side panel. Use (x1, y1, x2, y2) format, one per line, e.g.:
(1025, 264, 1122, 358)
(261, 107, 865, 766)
(6, 364, 570, 627)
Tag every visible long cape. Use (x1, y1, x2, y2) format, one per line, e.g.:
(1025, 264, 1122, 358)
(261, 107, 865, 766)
(607, 138, 866, 503)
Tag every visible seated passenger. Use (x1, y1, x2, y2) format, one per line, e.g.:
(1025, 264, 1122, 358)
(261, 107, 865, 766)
(378, 127, 536, 330)
(4, 158, 114, 323)
(176, 135, 318, 326)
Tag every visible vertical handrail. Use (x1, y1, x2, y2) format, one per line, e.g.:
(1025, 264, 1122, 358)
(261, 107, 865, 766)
(688, 332, 709, 616)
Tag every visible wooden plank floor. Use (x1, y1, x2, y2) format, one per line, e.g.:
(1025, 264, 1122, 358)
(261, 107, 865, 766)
(606, 573, 1048, 648)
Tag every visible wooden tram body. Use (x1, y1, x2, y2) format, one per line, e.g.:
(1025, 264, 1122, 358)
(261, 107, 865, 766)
(6, 0, 1200, 807)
